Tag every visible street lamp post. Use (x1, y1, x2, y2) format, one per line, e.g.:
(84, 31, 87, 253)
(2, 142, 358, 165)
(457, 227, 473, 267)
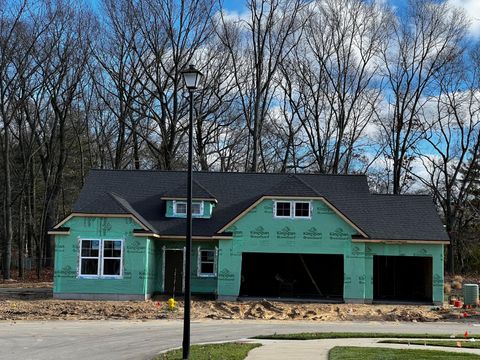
(180, 64, 203, 360)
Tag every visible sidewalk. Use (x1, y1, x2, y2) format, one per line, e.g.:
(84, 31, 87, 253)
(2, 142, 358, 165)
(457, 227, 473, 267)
(245, 338, 480, 359)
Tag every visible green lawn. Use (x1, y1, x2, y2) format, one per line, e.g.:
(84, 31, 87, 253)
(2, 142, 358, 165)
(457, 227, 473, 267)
(154, 342, 261, 360)
(380, 339, 480, 349)
(329, 346, 480, 359)
(253, 332, 475, 340)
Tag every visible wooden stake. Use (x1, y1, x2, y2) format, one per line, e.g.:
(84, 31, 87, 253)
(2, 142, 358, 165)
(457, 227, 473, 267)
(298, 254, 323, 296)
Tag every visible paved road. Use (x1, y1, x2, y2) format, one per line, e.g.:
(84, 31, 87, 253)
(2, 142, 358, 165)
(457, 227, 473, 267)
(1, 320, 480, 360)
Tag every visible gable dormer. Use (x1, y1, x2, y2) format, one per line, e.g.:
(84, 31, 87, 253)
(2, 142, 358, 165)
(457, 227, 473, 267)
(164, 199, 217, 218)
(161, 180, 217, 219)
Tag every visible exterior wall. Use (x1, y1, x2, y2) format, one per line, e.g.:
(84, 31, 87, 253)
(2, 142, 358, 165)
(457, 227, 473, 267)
(218, 198, 444, 304)
(157, 241, 218, 295)
(219, 198, 358, 299)
(53, 217, 151, 300)
(357, 242, 444, 304)
(54, 216, 219, 300)
(145, 238, 157, 295)
(54, 205, 444, 304)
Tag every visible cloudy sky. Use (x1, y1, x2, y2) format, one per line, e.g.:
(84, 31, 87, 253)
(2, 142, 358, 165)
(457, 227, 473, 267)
(447, 0, 480, 37)
(222, 0, 480, 38)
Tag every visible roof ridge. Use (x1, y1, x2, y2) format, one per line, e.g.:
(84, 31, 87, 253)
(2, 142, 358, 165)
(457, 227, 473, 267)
(108, 192, 157, 232)
(89, 168, 366, 177)
(292, 174, 321, 196)
(371, 193, 431, 197)
(76, 191, 128, 214)
(264, 174, 319, 197)
(161, 179, 217, 199)
(192, 179, 216, 199)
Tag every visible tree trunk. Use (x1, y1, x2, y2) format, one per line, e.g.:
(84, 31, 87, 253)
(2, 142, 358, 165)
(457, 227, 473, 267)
(2, 125, 12, 279)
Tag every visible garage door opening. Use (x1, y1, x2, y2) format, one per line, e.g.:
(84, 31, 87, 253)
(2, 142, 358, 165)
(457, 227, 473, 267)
(373, 256, 432, 303)
(240, 253, 343, 300)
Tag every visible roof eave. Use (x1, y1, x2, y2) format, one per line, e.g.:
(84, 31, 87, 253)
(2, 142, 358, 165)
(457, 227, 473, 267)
(48, 227, 70, 235)
(160, 197, 218, 203)
(352, 238, 450, 245)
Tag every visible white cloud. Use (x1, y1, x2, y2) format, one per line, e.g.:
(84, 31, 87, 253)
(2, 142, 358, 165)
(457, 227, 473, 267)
(448, 0, 480, 37)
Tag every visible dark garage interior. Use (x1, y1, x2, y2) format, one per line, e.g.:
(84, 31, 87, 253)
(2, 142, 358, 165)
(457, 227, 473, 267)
(240, 253, 343, 299)
(373, 255, 432, 302)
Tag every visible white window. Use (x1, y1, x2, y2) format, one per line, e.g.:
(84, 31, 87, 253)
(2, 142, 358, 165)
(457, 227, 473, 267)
(102, 240, 123, 277)
(80, 239, 100, 276)
(79, 239, 123, 278)
(173, 201, 204, 216)
(174, 202, 187, 215)
(294, 202, 311, 218)
(197, 248, 217, 277)
(274, 201, 311, 219)
(275, 201, 291, 218)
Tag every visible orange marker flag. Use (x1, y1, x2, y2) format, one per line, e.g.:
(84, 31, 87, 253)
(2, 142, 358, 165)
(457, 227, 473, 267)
(465, 331, 469, 338)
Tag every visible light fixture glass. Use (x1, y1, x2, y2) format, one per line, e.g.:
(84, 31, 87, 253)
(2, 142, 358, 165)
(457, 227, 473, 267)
(181, 64, 203, 90)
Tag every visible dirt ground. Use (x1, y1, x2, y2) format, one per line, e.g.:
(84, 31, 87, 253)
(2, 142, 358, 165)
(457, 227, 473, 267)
(0, 293, 464, 322)
(0, 271, 478, 322)
(0, 267, 53, 288)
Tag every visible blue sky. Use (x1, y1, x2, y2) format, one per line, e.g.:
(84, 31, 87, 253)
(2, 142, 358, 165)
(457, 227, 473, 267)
(222, 0, 406, 13)
(85, 0, 479, 39)
(223, 0, 246, 12)
(221, 0, 480, 38)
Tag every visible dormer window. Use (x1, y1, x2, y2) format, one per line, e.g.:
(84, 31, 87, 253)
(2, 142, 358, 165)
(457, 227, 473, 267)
(275, 202, 291, 218)
(294, 202, 310, 218)
(274, 200, 311, 219)
(173, 200, 204, 216)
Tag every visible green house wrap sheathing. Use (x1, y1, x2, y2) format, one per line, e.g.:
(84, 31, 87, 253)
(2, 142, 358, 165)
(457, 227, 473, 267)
(54, 217, 153, 300)
(160, 241, 218, 294)
(53, 217, 218, 300)
(54, 199, 444, 304)
(218, 199, 444, 304)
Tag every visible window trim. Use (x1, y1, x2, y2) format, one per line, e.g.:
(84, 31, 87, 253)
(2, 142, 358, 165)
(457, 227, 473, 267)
(173, 200, 204, 216)
(79, 238, 101, 278)
(273, 200, 312, 219)
(293, 201, 311, 219)
(101, 239, 124, 278)
(274, 201, 292, 218)
(197, 247, 218, 278)
(78, 238, 124, 279)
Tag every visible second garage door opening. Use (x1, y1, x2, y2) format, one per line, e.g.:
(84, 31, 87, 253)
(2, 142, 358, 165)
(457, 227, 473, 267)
(240, 253, 343, 300)
(373, 255, 432, 303)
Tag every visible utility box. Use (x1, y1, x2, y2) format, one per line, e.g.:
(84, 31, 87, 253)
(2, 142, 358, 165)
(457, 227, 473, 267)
(463, 284, 479, 306)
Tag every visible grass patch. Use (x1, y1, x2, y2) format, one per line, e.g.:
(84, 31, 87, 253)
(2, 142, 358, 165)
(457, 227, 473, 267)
(380, 339, 480, 349)
(329, 346, 480, 359)
(154, 342, 261, 360)
(253, 332, 476, 340)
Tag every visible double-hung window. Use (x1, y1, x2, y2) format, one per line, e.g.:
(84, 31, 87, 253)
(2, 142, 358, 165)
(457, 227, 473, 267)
(102, 240, 123, 277)
(79, 239, 123, 278)
(274, 201, 311, 219)
(173, 201, 203, 216)
(197, 248, 217, 277)
(80, 240, 100, 276)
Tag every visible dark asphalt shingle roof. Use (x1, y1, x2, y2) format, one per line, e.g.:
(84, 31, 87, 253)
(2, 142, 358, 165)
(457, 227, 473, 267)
(161, 180, 217, 200)
(71, 169, 449, 241)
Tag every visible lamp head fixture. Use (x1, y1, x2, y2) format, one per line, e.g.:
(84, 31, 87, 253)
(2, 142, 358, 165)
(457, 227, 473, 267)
(181, 64, 203, 90)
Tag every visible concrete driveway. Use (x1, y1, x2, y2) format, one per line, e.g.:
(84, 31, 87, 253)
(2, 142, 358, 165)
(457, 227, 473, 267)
(1, 320, 479, 360)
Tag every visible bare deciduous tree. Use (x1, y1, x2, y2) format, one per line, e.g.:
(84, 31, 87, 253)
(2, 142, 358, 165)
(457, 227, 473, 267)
(378, 0, 468, 194)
